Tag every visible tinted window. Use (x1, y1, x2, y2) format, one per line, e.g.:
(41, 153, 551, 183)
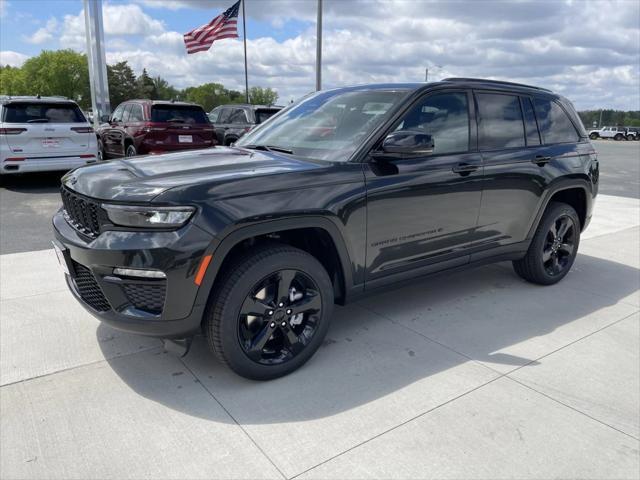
(129, 104, 144, 122)
(521, 97, 541, 146)
(3, 102, 85, 123)
(229, 108, 248, 124)
(255, 108, 280, 124)
(208, 107, 221, 123)
(111, 104, 125, 122)
(533, 98, 579, 144)
(477, 93, 525, 150)
(150, 105, 208, 124)
(121, 104, 132, 123)
(218, 108, 232, 123)
(394, 92, 469, 155)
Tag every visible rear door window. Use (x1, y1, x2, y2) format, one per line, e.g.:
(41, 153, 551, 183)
(476, 93, 526, 150)
(208, 107, 221, 123)
(2, 102, 86, 123)
(151, 105, 209, 124)
(254, 108, 280, 124)
(229, 108, 248, 124)
(533, 98, 579, 144)
(129, 104, 144, 122)
(521, 97, 541, 146)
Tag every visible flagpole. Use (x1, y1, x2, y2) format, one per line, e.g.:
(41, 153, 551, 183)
(242, 0, 249, 103)
(315, 0, 322, 91)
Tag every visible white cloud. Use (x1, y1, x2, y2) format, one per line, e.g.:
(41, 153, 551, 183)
(0, 50, 29, 67)
(9, 0, 640, 110)
(24, 17, 58, 45)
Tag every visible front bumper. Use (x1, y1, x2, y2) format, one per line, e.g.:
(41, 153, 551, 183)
(53, 208, 217, 338)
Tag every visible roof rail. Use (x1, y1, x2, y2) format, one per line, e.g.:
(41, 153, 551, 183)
(442, 77, 552, 92)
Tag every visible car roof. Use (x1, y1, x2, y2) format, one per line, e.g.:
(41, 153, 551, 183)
(214, 104, 284, 110)
(0, 95, 78, 106)
(123, 99, 203, 107)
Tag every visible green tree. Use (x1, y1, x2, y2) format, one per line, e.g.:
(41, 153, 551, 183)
(107, 61, 137, 108)
(182, 82, 238, 111)
(152, 75, 179, 101)
(136, 68, 157, 99)
(20, 49, 90, 107)
(248, 86, 278, 105)
(0, 66, 26, 95)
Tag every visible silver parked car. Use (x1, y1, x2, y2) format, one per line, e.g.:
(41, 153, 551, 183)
(0, 96, 99, 175)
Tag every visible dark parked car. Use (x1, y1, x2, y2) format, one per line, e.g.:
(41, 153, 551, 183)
(209, 104, 282, 145)
(624, 127, 639, 141)
(53, 78, 598, 380)
(96, 100, 215, 159)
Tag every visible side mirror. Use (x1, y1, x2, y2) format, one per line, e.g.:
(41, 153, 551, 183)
(100, 114, 110, 123)
(379, 130, 434, 157)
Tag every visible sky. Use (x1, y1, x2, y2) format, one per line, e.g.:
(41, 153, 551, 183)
(0, 0, 638, 110)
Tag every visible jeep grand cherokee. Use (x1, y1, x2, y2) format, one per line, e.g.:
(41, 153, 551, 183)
(53, 78, 598, 380)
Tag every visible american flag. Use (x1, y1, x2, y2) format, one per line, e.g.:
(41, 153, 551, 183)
(183, 0, 241, 54)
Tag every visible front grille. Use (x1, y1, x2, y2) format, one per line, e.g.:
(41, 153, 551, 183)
(122, 282, 166, 314)
(73, 263, 111, 312)
(60, 187, 101, 238)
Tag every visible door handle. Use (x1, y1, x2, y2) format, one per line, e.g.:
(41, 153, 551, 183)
(533, 155, 552, 166)
(452, 163, 479, 175)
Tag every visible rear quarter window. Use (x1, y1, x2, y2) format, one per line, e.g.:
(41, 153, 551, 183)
(2, 102, 86, 123)
(151, 105, 209, 124)
(533, 98, 580, 144)
(254, 109, 281, 124)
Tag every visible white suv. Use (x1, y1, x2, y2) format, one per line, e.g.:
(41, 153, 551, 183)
(588, 126, 626, 141)
(0, 96, 99, 175)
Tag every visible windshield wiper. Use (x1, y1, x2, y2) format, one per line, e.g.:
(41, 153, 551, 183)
(27, 118, 49, 123)
(166, 118, 186, 123)
(243, 144, 294, 154)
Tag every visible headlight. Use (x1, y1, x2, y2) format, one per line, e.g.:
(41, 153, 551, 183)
(102, 204, 195, 229)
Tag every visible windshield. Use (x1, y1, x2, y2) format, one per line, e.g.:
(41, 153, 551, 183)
(151, 105, 209, 124)
(3, 102, 86, 123)
(236, 89, 407, 161)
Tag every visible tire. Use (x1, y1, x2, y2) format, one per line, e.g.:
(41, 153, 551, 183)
(204, 244, 334, 380)
(614, 133, 624, 141)
(125, 143, 137, 157)
(224, 137, 237, 146)
(627, 135, 634, 141)
(513, 202, 580, 285)
(589, 133, 599, 140)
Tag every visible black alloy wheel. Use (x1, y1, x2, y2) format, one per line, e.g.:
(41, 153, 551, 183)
(237, 269, 322, 365)
(205, 244, 334, 380)
(542, 214, 576, 277)
(513, 202, 580, 285)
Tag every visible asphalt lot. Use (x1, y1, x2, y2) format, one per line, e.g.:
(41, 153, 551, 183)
(0, 139, 638, 255)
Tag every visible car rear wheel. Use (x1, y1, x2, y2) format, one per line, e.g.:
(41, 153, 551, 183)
(204, 244, 334, 380)
(589, 133, 599, 140)
(224, 137, 237, 146)
(627, 135, 635, 141)
(513, 202, 580, 285)
(97, 139, 106, 161)
(614, 133, 624, 141)
(125, 143, 137, 157)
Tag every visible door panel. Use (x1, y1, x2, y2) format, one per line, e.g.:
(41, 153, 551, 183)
(364, 90, 482, 283)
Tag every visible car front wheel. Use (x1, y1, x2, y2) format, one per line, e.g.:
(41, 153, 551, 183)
(125, 144, 137, 157)
(627, 135, 635, 141)
(614, 133, 624, 141)
(204, 244, 334, 380)
(513, 202, 580, 285)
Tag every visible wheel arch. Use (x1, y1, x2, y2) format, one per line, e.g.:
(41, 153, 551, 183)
(195, 217, 356, 314)
(527, 180, 592, 240)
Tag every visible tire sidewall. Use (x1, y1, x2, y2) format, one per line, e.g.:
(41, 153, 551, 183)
(529, 203, 580, 284)
(214, 250, 334, 380)
(125, 144, 137, 157)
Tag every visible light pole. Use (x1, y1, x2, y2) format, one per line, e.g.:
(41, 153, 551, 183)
(316, 0, 323, 91)
(425, 65, 443, 82)
(83, 0, 110, 128)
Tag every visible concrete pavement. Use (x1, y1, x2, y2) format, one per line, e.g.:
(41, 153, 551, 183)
(0, 194, 638, 479)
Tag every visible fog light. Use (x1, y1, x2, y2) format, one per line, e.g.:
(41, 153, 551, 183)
(113, 267, 166, 279)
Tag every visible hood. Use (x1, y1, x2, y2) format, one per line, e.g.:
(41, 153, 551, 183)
(63, 147, 325, 202)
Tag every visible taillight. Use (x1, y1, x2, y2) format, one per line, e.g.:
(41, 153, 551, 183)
(80, 154, 95, 158)
(0, 128, 27, 135)
(5, 157, 25, 161)
(71, 127, 94, 133)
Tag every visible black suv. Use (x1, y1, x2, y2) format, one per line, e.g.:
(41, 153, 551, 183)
(53, 78, 598, 380)
(209, 104, 282, 146)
